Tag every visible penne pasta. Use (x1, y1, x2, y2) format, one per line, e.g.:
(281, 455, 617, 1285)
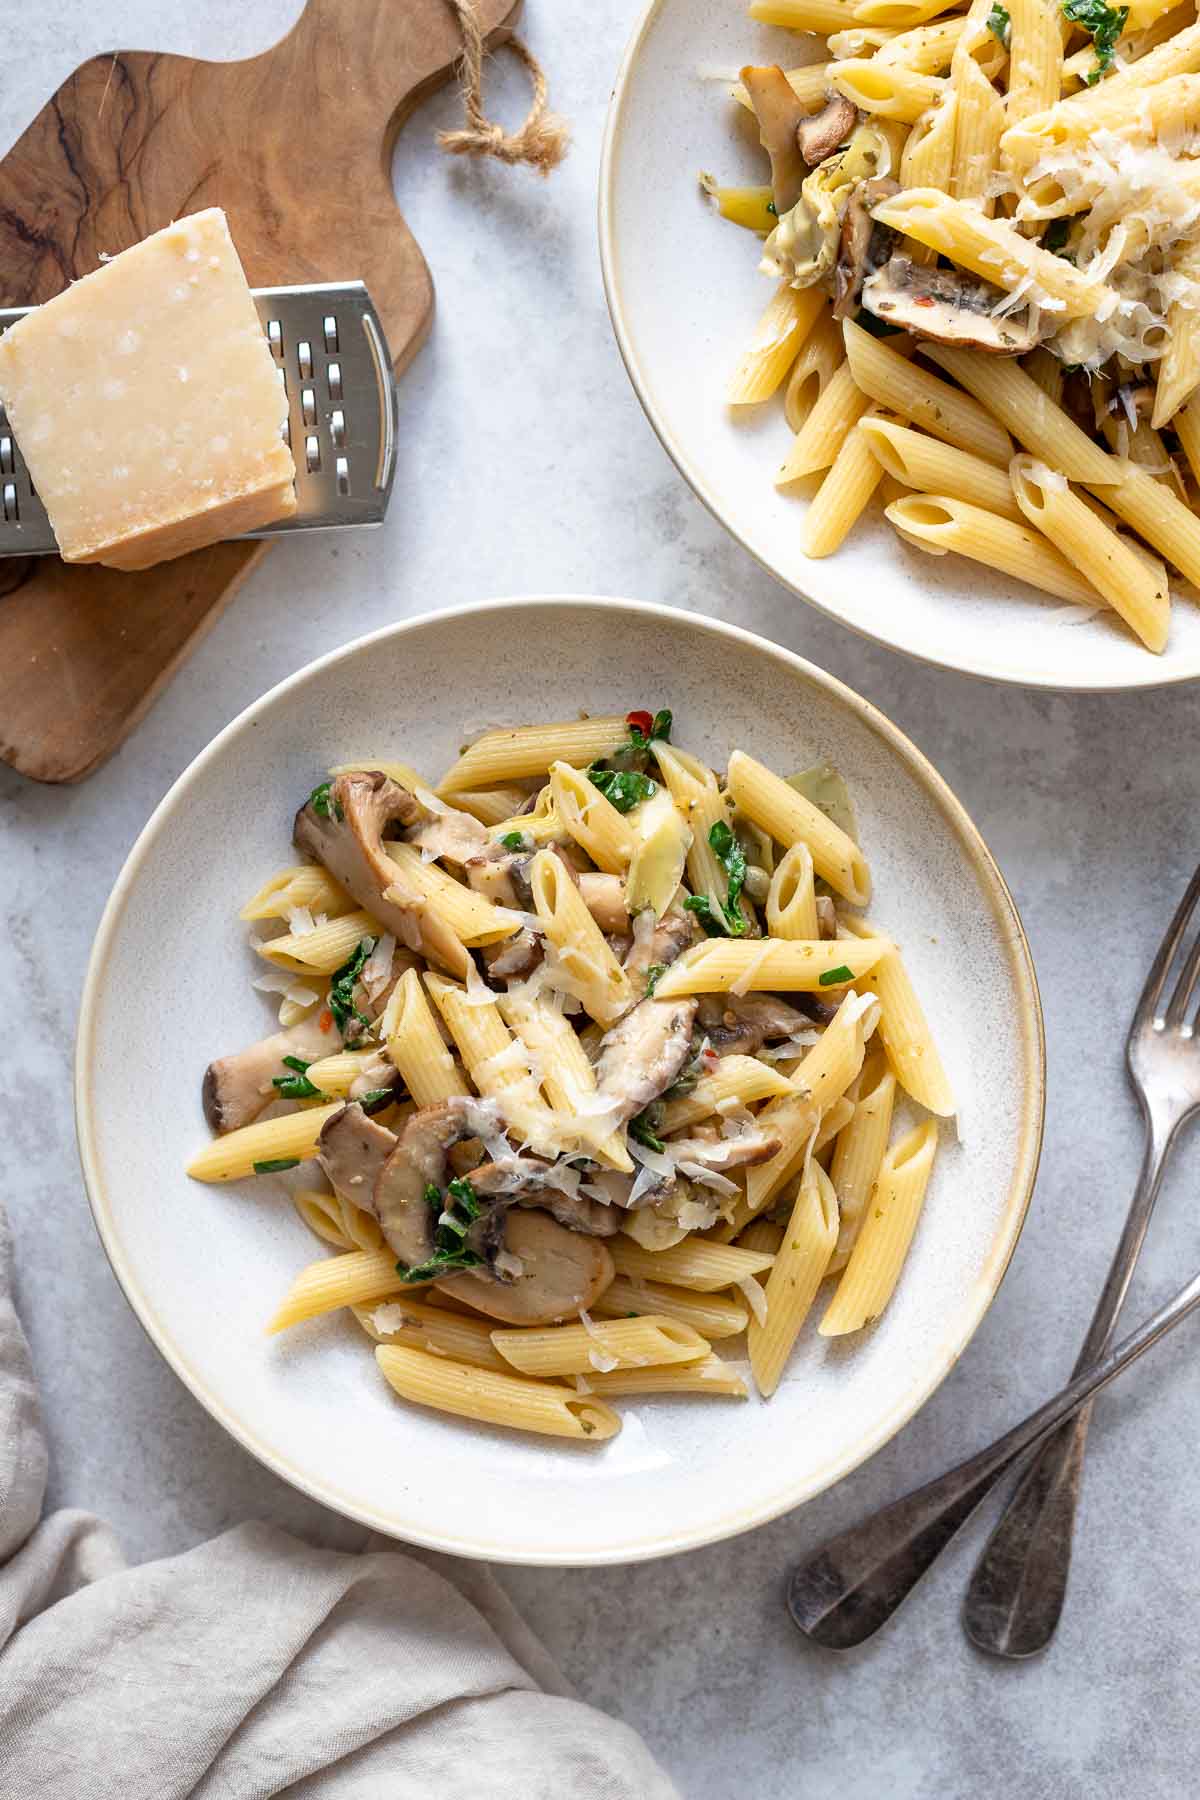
(381, 965, 470, 1104)
(820, 1119, 939, 1334)
(353, 1296, 509, 1370)
(240, 864, 355, 922)
(491, 1315, 708, 1377)
(766, 842, 820, 941)
(729, 283, 826, 406)
(579, 1353, 748, 1399)
(591, 1275, 751, 1339)
(783, 308, 845, 437)
(528, 848, 633, 1025)
(842, 320, 1013, 466)
(268, 1247, 410, 1332)
(608, 1237, 775, 1293)
(188, 1100, 344, 1182)
(827, 1052, 896, 1273)
(439, 718, 628, 791)
(860, 417, 1023, 522)
(777, 362, 871, 484)
(840, 916, 955, 1114)
(829, 59, 946, 122)
(726, 748, 871, 902)
(800, 420, 887, 558)
(920, 346, 1118, 486)
(886, 494, 1104, 605)
(658, 1055, 798, 1134)
(748, 1161, 839, 1397)
(257, 910, 381, 976)
(423, 971, 559, 1150)
(498, 985, 633, 1170)
(375, 1345, 622, 1440)
(549, 761, 637, 873)
(652, 936, 886, 997)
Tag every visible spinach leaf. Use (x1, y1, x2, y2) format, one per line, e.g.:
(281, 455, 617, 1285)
(254, 1157, 301, 1174)
(308, 780, 344, 823)
(1062, 0, 1128, 80)
(328, 937, 376, 1042)
(683, 819, 750, 937)
(987, 2, 1011, 44)
(819, 963, 855, 988)
(629, 1106, 666, 1154)
(644, 962, 667, 996)
(587, 765, 658, 813)
(272, 1054, 321, 1100)
(397, 1177, 484, 1283)
(500, 830, 529, 850)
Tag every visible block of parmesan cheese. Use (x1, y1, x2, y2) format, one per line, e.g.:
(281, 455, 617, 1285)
(0, 208, 295, 571)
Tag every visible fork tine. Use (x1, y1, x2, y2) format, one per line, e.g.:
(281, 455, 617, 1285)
(1167, 929, 1200, 1028)
(1133, 860, 1200, 1030)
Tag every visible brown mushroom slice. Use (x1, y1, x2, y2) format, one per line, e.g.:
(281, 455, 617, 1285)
(623, 902, 693, 993)
(370, 1096, 505, 1267)
(860, 254, 1041, 354)
(578, 871, 629, 935)
(293, 771, 470, 979)
(668, 1128, 783, 1173)
(741, 65, 809, 215)
(694, 993, 817, 1057)
(203, 1008, 340, 1134)
(438, 1210, 615, 1326)
(593, 997, 699, 1125)
(797, 93, 858, 166)
(408, 805, 488, 866)
(468, 1160, 622, 1237)
(833, 177, 900, 321)
(318, 1103, 398, 1206)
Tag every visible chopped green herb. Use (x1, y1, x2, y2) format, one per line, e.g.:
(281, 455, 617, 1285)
(819, 964, 855, 988)
(272, 1054, 321, 1100)
(709, 820, 748, 931)
(626, 1311, 640, 1318)
(253, 1157, 301, 1174)
(684, 893, 727, 936)
(629, 1108, 666, 1154)
(855, 309, 903, 338)
(1062, 0, 1127, 81)
(644, 962, 667, 996)
(500, 830, 529, 850)
(309, 780, 344, 823)
(356, 1088, 394, 1111)
(328, 937, 376, 1042)
(766, 200, 778, 216)
(986, 2, 1011, 45)
(1044, 218, 1071, 256)
(398, 1177, 485, 1283)
(587, 765, 658, 813)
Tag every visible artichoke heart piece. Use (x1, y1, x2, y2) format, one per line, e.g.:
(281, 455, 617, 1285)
(760, 125, 891, 289)
(626, 788, 693, 919)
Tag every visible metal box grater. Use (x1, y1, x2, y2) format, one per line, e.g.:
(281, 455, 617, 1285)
(0, 280, 398, 556)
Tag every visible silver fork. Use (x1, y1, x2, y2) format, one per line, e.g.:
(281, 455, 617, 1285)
(786, 862, 1200, 1651)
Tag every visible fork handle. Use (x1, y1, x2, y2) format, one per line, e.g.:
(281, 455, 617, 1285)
(787, 1252, 1200, 1649)
(962, 1111, 1180, 1658)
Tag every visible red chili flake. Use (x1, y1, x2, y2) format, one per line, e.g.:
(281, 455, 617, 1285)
(626, 709, 653, 736)
(319, 1009, 334, 1032)
(914, 295, 934, 307)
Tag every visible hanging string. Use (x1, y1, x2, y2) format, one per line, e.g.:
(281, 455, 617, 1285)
(438, 0, 570, 175)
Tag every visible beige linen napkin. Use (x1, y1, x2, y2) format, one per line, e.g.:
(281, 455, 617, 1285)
(0, 1202, 677, 1798)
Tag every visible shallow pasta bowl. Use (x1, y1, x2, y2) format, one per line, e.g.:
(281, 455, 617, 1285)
(76, 597, 1043, 1564)
(600, 0, 1200, 690)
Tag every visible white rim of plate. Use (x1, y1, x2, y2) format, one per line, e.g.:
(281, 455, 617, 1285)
(597, 0, 1200, 694)
(75, 595, 1046, 1564)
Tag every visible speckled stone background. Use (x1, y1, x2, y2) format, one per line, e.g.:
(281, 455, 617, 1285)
(4, 5, 1200, 1795)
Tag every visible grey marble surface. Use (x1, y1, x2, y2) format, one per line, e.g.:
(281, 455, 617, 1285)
(4, 3, 1200, 1794)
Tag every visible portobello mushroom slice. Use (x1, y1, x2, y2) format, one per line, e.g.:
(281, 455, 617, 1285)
(623, 901, 693, 994)
(695, 993, 819, 1056)
(203, 1008, 340, 1134)
(294, 772, 470, 979)
(860, 253, 1041, 354)
(370, 1096, 505, 1270)
(741, 65, 809, 215)
(318, 1102, 398, 1205)
(833, 176, 899, 321)
(438, 1209, 615, 1326)
(593, 997, 699, 1124)
(798, 93, 857, 166)
(468, 1159, 622, 1237)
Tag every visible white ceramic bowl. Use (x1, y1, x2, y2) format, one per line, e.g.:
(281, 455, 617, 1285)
(600, 0, 1200, 691)
(77, 598, 1043, 1564)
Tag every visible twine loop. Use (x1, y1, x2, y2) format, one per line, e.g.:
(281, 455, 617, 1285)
(439, 0, 570, 175)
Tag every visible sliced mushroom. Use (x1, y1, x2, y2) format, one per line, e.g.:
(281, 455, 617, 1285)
(695, 993, 818, 1057)
(438, 1209, 615, 1325)
(623, 902, 693, 994)
(465, 849, 543, 983)
(833, 176, 899, 321)
(408, 805, 488, 866)
(468, 1159, 621, 1237)
(593, 997, 699, 1124)
(294, 772, 469, 979)
(578, 871, 629, 935)
(860, 253, 1041, 354)
(815, 895, 838, 939)
(798, 93, 857, 166)
(741, 65, 808, 215)
(371, 1096, 505, 1269)
(318, 1102, 398, 1206)
(203, 1008, 341, 1134)
(667, 1128, 782, 1173)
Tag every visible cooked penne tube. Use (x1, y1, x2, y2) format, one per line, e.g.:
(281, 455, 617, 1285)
(840, 916, 955, 1114)
(498, 985, 633, 1170)
(580, 1353, 748, 1398)
(353, 1296, 509, 1370)
(820, 1119, 939, 1334)
(439, 718, 628, 791)
(750, 0, 860, 28)
(1174, 396, 1200, 489)
(711, 1098, 855, 1242)
(766, 842, 820, 941)
(652, 936, 886, 997)
(302, 1048, 395, 1098)
(442, 785, 530, 827)
(1003, 0, 1063, 124)
(187, 1100, 344, 1182)
(948, 1, 1006, 206)
(383, 843, 518, 945)
(268, 1247, 410, 1332)
(868, 189, 1115, 316)
(591, 1275, 750, 1338)
(748, 1161, 839, 1396)
(423, 971, 559, 1150)
(829, 59, 945, 121)
(860, 417, 1023, 522)
(375, 1345, 622, 1440)
(548, 761, 637, 873)
(658, 1055, 798, 1134)
(1089, 460, 1200, 592)
(746, 992, 881, 1213)
(842, 321, 1012, 466)
(886, 494, 1104, 605)
(381, 966, 470, 1104)
(783, 309, 844, 436)
(777, 362, 871, 484)
(726, 748, 871, 902)
(875, 16, 968, 69)
(491, 1315, 708, 1376)
(240, 864, 355, 922)
(919, 347, 1116, 485)
(729, 283, 826, 406)
(1060, 3, 1189, 92)
(609, 1237, 775, 1293)
(293, 1187, 358, 1251)
(257, 910, 381, 976)
(800, 421, 886, 558)
(1004, 55, 1200, 176)
(1010, 456, 1170, 653)
(898, 93, 957, 196)
(528, 849, 632, 1025)
(827, 1052, 896, 1273)
(856, 0, 963, 23)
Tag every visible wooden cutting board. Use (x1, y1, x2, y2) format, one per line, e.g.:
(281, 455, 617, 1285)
(0, 0, 517, 783)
